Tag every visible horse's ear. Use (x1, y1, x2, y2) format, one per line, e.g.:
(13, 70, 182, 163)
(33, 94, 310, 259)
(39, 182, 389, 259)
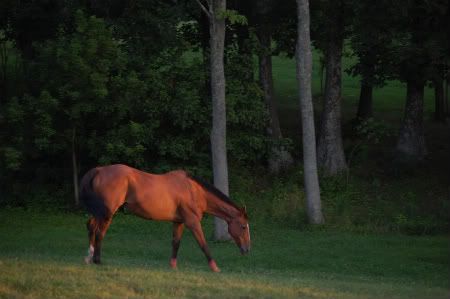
(241, 205, 247, 214)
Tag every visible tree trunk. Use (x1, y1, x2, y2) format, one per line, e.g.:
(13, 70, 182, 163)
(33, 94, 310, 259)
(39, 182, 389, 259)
(396, 79, 427, 159)
(446, 76, 449, 117)
(434, 78, 445, 122)
(257, 23, 293, 173)
(296, 0, 324, 224)
(356, 80, 373, 120)
(319, 56, 325, 95)
(208, 0, 231, 241)
(72, 127, 79, 206)
(0, 40, 8, 105)
(317, 9, 347, 176)
(445, 75, 449, 117)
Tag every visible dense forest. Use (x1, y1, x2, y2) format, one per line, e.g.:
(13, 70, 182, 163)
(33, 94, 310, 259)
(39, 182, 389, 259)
(0, 0, 449, 234)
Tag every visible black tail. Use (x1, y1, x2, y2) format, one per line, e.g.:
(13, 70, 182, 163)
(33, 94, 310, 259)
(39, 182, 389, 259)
(79, 168, 108, 219)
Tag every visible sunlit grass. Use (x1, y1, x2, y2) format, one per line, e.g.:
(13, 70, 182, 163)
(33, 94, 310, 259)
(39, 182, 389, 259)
(271, 53, 436, 141)
(272, 52, 435, 113)
(0, 210, 448, 299)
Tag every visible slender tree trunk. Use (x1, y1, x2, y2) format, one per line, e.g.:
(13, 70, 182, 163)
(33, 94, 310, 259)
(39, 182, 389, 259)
(319, 58, 325, 95)
(0, 40, 8, 105)
(396, 79, 427, 159)
(296, 0, 324, 224)
(257, 23, 293, 173)
(445, 75, 449, 117)
(207, 0, 231, 241)
(356, 83, 373, 120)
(317, 8, 347, 176)
(72, 127, 79, 206)
(356, 70, 374, 121)
(434, 78, 445, 122)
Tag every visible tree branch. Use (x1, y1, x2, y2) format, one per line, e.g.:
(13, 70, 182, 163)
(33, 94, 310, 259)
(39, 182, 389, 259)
(195, 0, 212, 19)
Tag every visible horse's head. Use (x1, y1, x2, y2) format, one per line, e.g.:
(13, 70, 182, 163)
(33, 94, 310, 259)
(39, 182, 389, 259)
(228, 207, 251, 255)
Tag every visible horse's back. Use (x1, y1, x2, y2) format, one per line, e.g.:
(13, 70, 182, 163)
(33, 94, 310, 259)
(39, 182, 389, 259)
(124, 167, 193, 221)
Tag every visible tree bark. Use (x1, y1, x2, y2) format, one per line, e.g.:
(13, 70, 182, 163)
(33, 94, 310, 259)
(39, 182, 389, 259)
(296, 0, 324, 224)
(257, 22, 293, 173)
(356, 74, 373, 120)
(72, 127, 79, 206)
(319, 57, 325, 95)
(207, 0, 231, 241)
(317, 8, 347, 176)
(396, 79, 427, 159)
(445, 75, 449, 117)
(434, 78, 445, 122)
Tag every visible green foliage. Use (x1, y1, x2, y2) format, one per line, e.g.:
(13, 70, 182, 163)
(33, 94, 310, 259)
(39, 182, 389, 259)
(354, 118, 392, 144)
(2, 146, 22, 171)
(34, 10, 125, 118)
(319, 174, 449, 235)
(219, 9, 248, 25)
(225, 45, 268, 164)
(0, 9, 271, 205)
(347, 118, 393, 168)
(1, 91, 59, 171)
(226, 162, 449, 235)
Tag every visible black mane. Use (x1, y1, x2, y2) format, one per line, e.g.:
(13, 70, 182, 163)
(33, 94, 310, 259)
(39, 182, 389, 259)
(187, 174, 241, 210)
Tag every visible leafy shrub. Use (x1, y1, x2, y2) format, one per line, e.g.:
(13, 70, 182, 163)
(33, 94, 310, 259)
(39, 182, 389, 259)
(0, 10, 271, 206)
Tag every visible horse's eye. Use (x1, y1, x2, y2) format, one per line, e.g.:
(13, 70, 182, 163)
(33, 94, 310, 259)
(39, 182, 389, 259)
(241, 225, 247, 229)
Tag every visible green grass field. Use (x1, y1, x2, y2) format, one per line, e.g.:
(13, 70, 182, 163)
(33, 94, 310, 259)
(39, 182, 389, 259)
(271, 53, 436, 140)
(272, 53, 436, 113)
(0, 210, 448, 299)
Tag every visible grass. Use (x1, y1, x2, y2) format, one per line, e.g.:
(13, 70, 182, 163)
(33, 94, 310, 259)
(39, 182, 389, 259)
(272, 51, 436, 113)
(0, 209, 449, 299)
(271, 52, 436, 140)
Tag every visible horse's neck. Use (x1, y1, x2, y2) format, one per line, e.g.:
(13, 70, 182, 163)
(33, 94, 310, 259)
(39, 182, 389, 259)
(204, 193, 239, 222)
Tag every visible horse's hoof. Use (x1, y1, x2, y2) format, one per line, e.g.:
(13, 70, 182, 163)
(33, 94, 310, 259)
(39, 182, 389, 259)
(170, 258, 177, 270)
(208, 260, 220, 273)
(84, 256, 93, 264)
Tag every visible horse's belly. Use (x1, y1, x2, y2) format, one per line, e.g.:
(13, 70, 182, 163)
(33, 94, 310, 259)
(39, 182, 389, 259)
(126, 196, 179, 221)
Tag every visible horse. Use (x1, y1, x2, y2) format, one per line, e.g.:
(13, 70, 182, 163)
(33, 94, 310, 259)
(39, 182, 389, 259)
(79, 164, 250, 272)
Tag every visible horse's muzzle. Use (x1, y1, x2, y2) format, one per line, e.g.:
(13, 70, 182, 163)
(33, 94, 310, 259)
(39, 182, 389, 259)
(240, 246, 250, 255)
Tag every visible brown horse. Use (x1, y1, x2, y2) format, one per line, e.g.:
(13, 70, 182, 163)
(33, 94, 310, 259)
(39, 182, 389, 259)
(79, 164, 250, 272)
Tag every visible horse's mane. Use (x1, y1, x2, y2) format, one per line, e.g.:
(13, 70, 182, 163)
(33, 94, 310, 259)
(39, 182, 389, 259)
(187, 174, 242, 210)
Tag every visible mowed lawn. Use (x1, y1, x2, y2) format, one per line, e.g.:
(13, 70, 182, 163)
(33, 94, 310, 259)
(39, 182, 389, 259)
(0, 209, 448, 299)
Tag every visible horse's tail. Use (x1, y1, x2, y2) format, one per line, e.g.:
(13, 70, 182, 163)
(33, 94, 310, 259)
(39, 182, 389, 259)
(79, 168, 108, 219)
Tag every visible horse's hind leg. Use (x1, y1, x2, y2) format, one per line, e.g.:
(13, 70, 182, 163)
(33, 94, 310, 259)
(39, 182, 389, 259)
(170, 222, 185, 269)
(93, 217, 113, 264)
(84, 217, 97, 264)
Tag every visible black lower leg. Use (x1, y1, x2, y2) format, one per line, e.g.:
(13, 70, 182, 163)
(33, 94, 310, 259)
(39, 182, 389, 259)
(93, 217, 112, 264)
(200, 245, 213, 262)
(93, 232, 102, 264)
(171, 222, 184, 260)
(172, 240, 181, 259)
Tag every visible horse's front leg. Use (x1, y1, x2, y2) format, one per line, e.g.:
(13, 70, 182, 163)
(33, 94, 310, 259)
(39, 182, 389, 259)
(186, 221, 220, 272)
(170, 222, 185, 269)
